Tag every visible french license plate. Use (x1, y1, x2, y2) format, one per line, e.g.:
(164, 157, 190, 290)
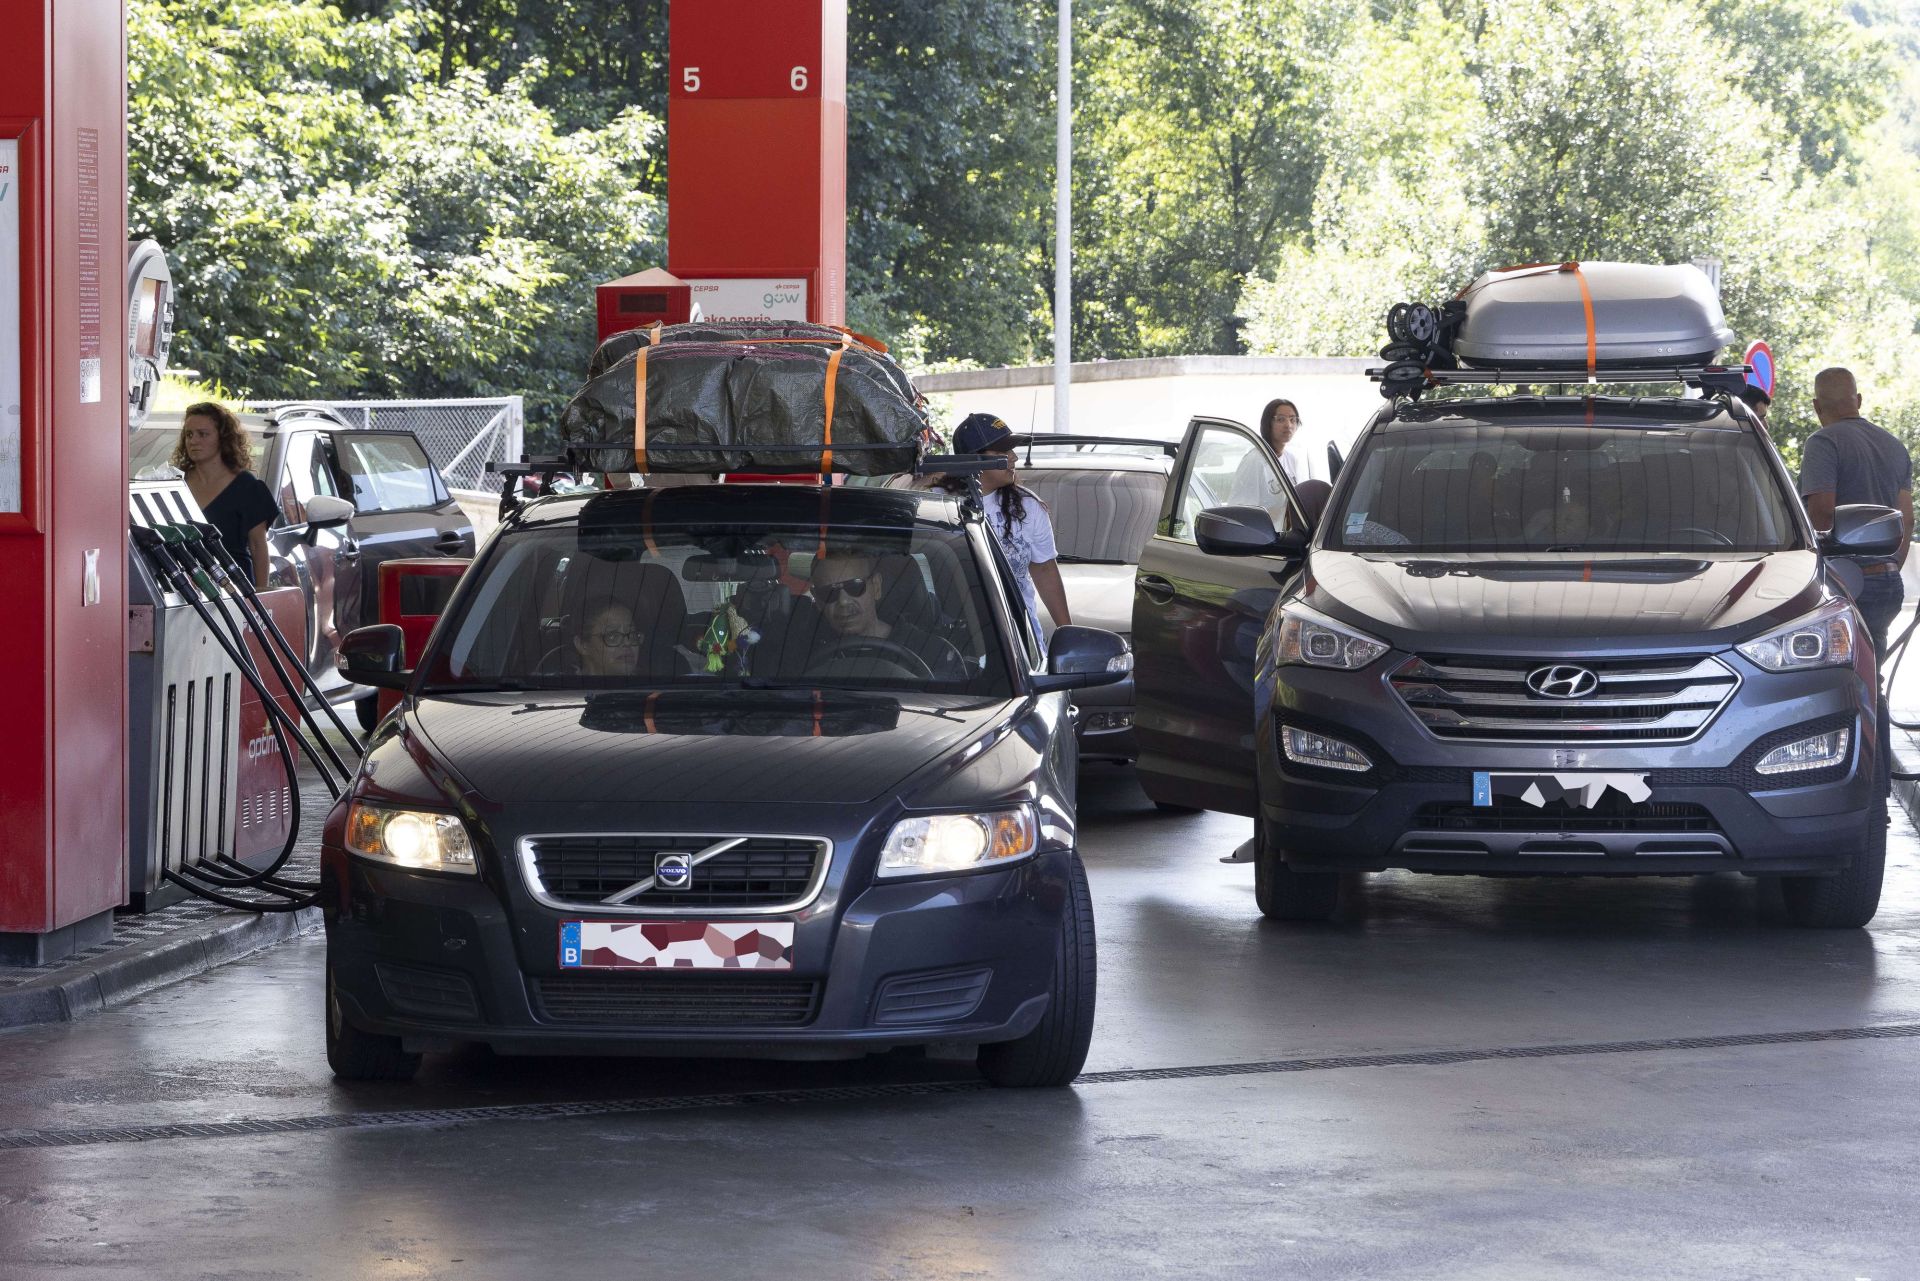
(1472, 771, 1651, 810)
(559, 920, 795, 970)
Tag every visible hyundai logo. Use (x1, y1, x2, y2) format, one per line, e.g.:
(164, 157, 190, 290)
(654, 852, 693, 889)
(1527, 665, 1599, 699)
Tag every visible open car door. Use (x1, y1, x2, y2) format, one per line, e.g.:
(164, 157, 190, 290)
(1131, 416, 1307, 815)
(374, 558, 469, 721)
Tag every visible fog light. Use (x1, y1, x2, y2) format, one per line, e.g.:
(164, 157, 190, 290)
(1755, 728, 1850, 776)
(1282, 726, 1372, 773)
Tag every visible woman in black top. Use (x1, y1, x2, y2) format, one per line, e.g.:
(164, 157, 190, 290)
(174, 401, 278, 589)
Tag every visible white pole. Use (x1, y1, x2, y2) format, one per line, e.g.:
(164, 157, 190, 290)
(1053, 0, 1071, 434)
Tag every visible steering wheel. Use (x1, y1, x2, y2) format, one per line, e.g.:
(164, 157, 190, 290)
(802, 637, 933, 681)
(1672, 527, 1735, 547)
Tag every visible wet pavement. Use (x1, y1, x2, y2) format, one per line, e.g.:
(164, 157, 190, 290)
(4, 769, 1920, 1278)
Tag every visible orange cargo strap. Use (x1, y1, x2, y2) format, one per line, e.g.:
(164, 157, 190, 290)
(632, 345, 649, 473)
(820, 335, 850, 476)
(646, 321, 664, 346)
(644, 691, 659, 735)
(1559, 261, 1597, 377)
(811, 689, 824, 738)
(641, 485, 660, 555)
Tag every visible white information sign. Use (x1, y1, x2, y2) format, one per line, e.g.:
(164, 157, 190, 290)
(686, 277, 809, 324)
(1, 138, 21, 514)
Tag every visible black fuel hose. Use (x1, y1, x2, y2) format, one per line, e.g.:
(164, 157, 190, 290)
(1880, 605, 1920, 780)
(132, 530, 324, 909)
(162, 526, 360, 788)
(182, 521, 367, 755)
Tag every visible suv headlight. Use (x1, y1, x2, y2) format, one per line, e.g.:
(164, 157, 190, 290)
(878, 807, 1038, 878)
(345, 803, 477, 874)
(1277, 603, 1389, 670)
(1736, 601, 1856, 672)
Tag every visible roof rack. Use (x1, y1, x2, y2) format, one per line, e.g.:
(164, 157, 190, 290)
(915, 452, 1011, 521)
(1009, 433, 1181, 463)
(1369, 363, 1754, 402)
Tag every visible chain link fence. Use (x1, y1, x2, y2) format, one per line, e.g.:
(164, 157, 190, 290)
(247, 397, 523, 494)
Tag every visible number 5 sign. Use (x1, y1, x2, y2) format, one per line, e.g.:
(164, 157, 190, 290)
(670, 0, 836, 100)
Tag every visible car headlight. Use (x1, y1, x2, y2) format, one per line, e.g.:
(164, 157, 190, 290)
(878, 807, 1038, 878)
(345, 803, 477, 874)
(1736, 601, 1856, 672)
(1277, 603, 1389, 670)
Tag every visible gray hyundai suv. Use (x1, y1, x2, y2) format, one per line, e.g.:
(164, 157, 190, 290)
(1130, 394, 1900, 928)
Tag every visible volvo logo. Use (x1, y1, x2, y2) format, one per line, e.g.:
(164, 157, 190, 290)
(1527, 665, 1599, 699)
(654, 852, 693, 889)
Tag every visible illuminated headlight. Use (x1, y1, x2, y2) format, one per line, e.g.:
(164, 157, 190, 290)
(345, 803, 476, 874)
(878, 808, 1038, 878)
(1277, 603, 1389, 670)
(1755, 728, 1851, 776)
(1737, 602, 1855, 672)
(1282, 726, 1374, 773)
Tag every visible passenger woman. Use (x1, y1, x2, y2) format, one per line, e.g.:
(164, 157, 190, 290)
(174, 401, 277, 590)
(943, 414, 1072, 633)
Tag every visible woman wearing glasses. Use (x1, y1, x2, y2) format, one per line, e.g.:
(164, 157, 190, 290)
(571, 596, 644, 677)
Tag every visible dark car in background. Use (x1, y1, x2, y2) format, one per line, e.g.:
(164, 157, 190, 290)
(1012, 435, 1179, 766)
(321, 484, 1130, 1086)
(133, 404, 476, 726)
(1132, 399, 1898, 929)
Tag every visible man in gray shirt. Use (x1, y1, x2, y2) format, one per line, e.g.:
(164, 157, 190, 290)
(1798, 367, 1913, 654)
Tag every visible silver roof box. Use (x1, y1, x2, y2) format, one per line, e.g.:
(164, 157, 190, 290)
(1451, 262, 1734, 369)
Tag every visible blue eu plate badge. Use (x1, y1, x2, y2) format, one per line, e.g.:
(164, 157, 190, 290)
(560, 921, 583, 968)
(1472, 772, 1492, 807)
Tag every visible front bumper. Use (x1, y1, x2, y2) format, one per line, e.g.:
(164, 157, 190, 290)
(323, 848, 1071, 1057)
(1263, 654, 1883, 877)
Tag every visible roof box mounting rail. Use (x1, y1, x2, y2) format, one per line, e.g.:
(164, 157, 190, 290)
(1367, 363, 1754, 402)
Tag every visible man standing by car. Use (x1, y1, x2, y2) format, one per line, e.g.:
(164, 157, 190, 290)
(1799, 367, 1913, 654)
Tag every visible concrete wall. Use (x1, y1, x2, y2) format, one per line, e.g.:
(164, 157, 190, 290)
(913, 356, 1384, 484)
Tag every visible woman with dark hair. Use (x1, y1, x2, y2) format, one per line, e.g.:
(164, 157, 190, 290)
(173, 400, 277, 589)
(943, 414, 1072, 633)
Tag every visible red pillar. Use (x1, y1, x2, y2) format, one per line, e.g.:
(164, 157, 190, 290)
(667, 0, 848, 326)
(0, 0, 129, 962)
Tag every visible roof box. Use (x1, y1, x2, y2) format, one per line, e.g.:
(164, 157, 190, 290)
(1451, 262, 1734, 370)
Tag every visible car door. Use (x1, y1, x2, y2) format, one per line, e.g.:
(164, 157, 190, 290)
(327, 430, 476, 638)
(266, 429, 350, 692)
(1132, 416, 1306, 815)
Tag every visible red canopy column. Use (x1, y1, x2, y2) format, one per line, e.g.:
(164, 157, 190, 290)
(0, 0, 129, 962)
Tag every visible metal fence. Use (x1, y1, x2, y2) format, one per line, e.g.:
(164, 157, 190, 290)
(246, 397, 523, 494)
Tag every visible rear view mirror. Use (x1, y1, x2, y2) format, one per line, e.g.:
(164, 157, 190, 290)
(303, 494, 354, 544)
(1823, 504, 1902, 559)
(683, 552, 780, 582)
(338, 624, 410, 690)
(1033, 626, 1133, 692)
(1195, 506, 1307, 558)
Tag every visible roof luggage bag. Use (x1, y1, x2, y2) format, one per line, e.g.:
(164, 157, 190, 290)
(1449, 261, 1734, 370)
(558, 333, 930, 476)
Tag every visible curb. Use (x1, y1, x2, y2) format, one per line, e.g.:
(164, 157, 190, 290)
(0, 908, 321, 1031)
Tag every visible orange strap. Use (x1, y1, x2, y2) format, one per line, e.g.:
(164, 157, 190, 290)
(1560, 262, 1597, 376)
(644, 691, 659, 735)
(641, 486, 660, 555)
(632, 345, 649, 472)
(819, 336, 849, 476)
(646, 321, 663, 346)
(811, 689, 824, 738)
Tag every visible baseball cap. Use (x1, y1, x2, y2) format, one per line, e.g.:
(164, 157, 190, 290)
(953, 413, 1015, 455)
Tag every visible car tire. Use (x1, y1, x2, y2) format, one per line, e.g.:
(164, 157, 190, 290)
(355, 694, 379, 734)
(1253, 812, 1340, 922)
(1781, 802, 1888, 929)
(326, 957, 421, 1082)
(977, 854, 1096, 1088)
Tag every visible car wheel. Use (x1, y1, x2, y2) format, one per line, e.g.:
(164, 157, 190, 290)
(326, 957, 421, 1082)
(977, 854, 1096, 1088)
(355, 694, 380, 734)
(1252, 808, 1340, 922)
(1781, 803, 1887, 929)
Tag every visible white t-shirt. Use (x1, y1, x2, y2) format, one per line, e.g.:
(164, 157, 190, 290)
(982, 487, 1058, 626)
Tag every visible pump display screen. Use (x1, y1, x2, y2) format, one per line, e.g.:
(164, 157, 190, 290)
(616, 292, 671, 314)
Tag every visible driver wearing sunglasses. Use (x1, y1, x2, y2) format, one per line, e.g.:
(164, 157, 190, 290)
(809, 549, 967, 682)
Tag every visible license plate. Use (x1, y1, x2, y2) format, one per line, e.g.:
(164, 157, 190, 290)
(559, 920, 795, 970)
(1472, 771, 1651, 809)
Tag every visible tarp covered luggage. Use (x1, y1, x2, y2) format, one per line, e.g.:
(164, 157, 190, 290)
(1450, 261, 1734, 369)
(558, 330, 929, 476)
(587, 321, 917, 404)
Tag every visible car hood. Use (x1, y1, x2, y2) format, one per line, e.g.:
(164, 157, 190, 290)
(408, 689, 1016, 806)
(1306, 550, 1824, 648)
(1059, 563, 1135, 634)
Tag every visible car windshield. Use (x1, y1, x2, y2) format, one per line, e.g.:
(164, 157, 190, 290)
(422, 513, 1014, 696)
(1326, 425, 1803, 554)
(128, 425, 274, 481)
(1019, 467, 1166, 563)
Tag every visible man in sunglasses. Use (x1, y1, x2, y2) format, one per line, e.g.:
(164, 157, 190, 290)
(808, 548, 968, 682)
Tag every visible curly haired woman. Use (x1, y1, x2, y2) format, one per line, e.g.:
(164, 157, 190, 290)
(174, 401, 277, 589)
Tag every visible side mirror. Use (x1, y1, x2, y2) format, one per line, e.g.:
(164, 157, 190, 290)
(1822, 504, 1902, 559)
(1194, 505, 1308, 558)
(1032, 626, 1133, 692)
(338, 624, 411, 690)
(303, 494, 355, 545)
